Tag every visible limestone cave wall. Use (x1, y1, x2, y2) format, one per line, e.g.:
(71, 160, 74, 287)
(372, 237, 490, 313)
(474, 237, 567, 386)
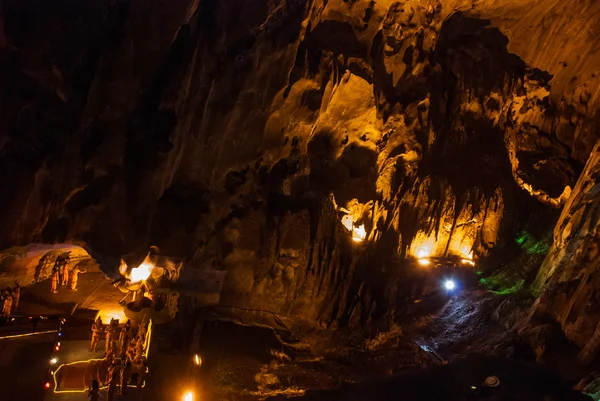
(1, 0, 599, 326)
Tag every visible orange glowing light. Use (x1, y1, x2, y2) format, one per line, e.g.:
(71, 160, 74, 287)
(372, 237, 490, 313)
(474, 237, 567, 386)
(97, 309, 126, 323)
(194, 354, 202, 366)
(461, 259, 475, 266)
(121, 253, 156, 283)
(119, 258, 128, 276)
(0, 329, 57, 340)
(53, 358, 147, 393)
(184, 392, 194, 401)
(417, 258, 431, 266)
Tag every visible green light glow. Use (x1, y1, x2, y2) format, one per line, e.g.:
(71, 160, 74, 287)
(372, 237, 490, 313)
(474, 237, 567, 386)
(479, 276, 524, 295)
(515, 231, 551, 256)
(492, 279, 524, 295)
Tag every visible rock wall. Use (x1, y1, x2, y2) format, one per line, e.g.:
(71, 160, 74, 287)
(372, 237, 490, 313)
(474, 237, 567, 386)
(534, 140, 600, 353)
(1, 0, 599, 323)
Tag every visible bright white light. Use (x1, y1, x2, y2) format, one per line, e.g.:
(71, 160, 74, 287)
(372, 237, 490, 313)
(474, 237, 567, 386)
(130, 261, 153, 283)
(183, 392, 194, 401)
(444, 280, 456, 290)
(417, 258, 431, 266)
(50, 358, 57, 365)
(341, 214, 354, 231)
(352, 225, 367, 242)
(415, 245, 432, 258)
(194, 354, 202, 366)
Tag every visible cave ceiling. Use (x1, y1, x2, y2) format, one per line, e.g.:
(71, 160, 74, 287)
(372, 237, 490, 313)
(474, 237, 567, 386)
(1, 0, 600, 338)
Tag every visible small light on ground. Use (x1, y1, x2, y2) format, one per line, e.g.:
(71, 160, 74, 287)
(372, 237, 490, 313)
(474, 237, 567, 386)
(183, 392, 194, 401)
(50, 358, 57, 365)
(485, 376, 500, 387)
(417, 258, 431, 266)
(444, 280, 456, 290)
(44, 382, 51, 389)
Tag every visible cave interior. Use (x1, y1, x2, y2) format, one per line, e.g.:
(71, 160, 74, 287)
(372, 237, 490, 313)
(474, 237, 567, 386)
(2, 0, 600, 400)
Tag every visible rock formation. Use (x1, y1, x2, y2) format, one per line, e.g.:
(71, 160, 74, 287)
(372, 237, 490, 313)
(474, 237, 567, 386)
(1, 0, 600, 370)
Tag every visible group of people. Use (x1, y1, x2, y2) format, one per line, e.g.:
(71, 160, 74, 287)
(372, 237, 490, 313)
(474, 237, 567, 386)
(1, 281, 20, 318)
(88, 317, 150, 401)
(49, 251, 86, 293)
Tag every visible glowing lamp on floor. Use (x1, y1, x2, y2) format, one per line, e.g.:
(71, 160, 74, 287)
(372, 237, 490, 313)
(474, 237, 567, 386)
(183, 392, 194, 401)
(444, 279, 456, 291)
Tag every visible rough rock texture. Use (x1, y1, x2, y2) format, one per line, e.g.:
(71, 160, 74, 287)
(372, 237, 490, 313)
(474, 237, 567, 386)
(534, 141, 600, 360)
(1, 0, 599, 330)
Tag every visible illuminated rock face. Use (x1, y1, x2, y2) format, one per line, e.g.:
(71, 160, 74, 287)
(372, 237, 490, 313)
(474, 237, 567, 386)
(0, 0, 598, 324)
(534, 142, 600, 350)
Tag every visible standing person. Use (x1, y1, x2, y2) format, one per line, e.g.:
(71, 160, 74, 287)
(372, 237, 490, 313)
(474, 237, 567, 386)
(89, 317, 104, 352)
(62, 252, 71, 286)
(50, 266, 59, 294)
(127, 339, 137, 362)
(0, 292, 5, 319)
(136, 359, 148, 390)
(54, 254, 64, 285)
(2, 289, 13, 318)
(69, 264, 86, 291)
(119, 324, 131, 356)
(87, 380, 99, 401)
(12, 281, 20, 311)
(58, 254, 67, 286)
(105, 322, 117, 354)
(106, 362, 119, 401)
(119, 358, 132, 396)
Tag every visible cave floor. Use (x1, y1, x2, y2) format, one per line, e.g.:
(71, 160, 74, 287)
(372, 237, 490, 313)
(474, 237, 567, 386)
(1, 261, 593, 400)
(0, 333, 57, 401)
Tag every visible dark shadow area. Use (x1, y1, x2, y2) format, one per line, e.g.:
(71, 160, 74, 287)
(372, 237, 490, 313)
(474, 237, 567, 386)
(268, 355, 591, 400)
(306, 20, 365, 58)
(199, 321, 283, 391)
